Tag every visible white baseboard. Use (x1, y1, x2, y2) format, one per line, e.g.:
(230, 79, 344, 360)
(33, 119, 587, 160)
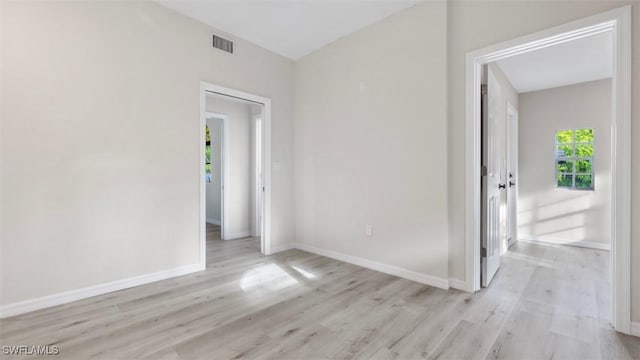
(0, 262, 203, 319)
(519, 235, 610, 251)
(295, 243, 449, 290)
(225, 231, 251, 240)
(449, 278, 471, 292)
(267, 242, 296, 255)
(631, 321, 640, 337)
(206, 218, 221, 226)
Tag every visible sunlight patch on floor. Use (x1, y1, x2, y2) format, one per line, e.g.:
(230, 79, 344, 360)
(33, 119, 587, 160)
(239, 263, 299, 292)
(290, 265, 317, 279)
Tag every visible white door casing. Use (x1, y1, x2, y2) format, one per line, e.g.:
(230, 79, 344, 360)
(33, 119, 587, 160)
(464, 6, 631, 333)
(200, 82, 273, 258)
(506, 102, 518, 248)
(254, 116, 263, 237)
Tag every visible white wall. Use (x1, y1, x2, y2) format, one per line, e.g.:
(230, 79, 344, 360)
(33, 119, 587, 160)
(0, 1, 295, 307)
(206, 95, 253, 238)
(518, 79, 611, 247)
(205, 117, 223, 225)
(446, 1, 639, 321)
(294, 2, 449, 282)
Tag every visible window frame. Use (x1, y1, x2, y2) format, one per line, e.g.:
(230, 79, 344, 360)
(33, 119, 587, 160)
(555, 128, 595, 191)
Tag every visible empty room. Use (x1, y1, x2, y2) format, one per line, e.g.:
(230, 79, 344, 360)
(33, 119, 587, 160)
(0, 1, 638, 359)
(473, 29, 619, 356)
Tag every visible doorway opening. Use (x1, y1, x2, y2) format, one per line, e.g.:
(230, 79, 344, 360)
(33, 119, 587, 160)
(199, 82, 272, 266)
(465, 7, 631, 334)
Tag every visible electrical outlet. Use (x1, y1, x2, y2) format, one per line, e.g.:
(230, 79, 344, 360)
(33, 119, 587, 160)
(365, 224, 373, 237)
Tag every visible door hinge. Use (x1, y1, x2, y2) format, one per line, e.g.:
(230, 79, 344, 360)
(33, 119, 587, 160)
(262, 187, 265, 192)
(481, 166, 488, 176)
(481, 247, 487, 257)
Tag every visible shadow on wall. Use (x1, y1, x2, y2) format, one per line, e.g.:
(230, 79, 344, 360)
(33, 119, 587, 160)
(518, 164, 611, 245)
(518, 191, 593, 242)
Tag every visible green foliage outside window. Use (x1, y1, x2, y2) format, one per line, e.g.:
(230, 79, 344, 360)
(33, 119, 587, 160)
(555, 129, 594, 190)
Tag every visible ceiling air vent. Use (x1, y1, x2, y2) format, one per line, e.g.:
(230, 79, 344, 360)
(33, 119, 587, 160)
(212, 35, 233, 54)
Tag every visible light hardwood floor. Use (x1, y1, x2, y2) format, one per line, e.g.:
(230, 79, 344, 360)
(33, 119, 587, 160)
(1, 227, 638, 359)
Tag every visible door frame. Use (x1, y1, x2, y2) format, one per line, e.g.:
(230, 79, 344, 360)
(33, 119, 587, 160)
(200, 82, 273, 261)
(464, 6, 631, 334)
(252, 114, 263, 237)
(505, 101, 518, 251)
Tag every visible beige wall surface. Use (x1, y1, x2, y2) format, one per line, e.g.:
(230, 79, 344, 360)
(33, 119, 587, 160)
(518, 79, 612, 246)
(447, 1, 639, 321)
(294, 2, 449, 279)
(0, 1, 295, 306)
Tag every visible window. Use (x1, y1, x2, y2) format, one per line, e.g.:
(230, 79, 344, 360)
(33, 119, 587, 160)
(205, 125, 212, 183)
(556, 128, 594, 190)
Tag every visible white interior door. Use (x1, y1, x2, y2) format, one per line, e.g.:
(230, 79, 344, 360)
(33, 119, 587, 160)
(481, 66, 502, 288)
(506, 103, 518, 248)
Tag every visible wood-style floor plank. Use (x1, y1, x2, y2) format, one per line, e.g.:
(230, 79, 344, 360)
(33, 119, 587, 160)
(1, 226, 638, 359)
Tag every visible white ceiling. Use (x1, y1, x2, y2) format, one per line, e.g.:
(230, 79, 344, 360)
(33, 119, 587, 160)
(496, 31, 613, 93)
(157, 0, 418, 60)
